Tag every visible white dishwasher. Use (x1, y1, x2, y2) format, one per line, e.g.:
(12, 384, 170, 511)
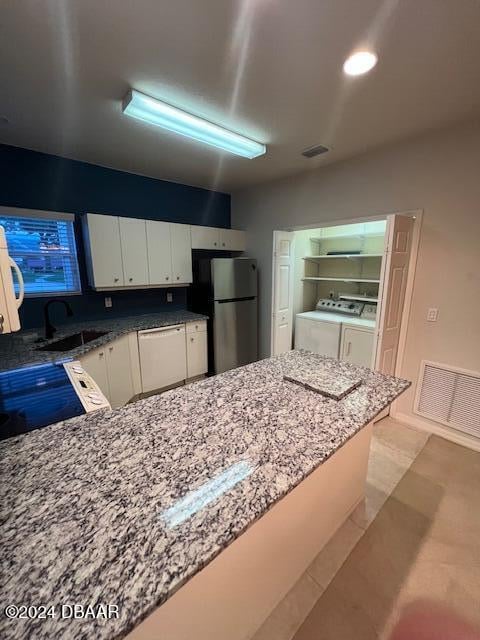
(138, 325, 187, 393)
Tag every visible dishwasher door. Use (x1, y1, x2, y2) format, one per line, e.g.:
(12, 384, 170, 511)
(138, 325, 187, 393)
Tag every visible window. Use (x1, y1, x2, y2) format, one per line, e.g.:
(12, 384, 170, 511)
(0, 207, 81, 297)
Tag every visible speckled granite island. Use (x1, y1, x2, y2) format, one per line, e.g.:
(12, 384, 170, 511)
(0, 350, 409, 640)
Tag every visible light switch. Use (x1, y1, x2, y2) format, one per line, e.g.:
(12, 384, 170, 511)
(166, 292, 173, 303)
(105, 296, 112, 308)
(427, 308, 438, 322)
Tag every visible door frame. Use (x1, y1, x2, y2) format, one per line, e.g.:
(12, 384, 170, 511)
(270, 209, 423, 382)
(270, 230, 295, 356)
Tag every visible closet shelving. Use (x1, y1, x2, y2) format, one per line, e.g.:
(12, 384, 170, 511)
(303, 254, 383, 262)
(302, 224, 386, 302)
(302, 276, 380, 283)
(309, 232, 384, 244)
(339, 293, 379, 303)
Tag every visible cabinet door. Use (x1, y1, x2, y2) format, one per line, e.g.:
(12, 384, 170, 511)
(146, 220, 172, 285)
(191, 226, 220, 250)
(119, 217, 148, 286)
(341, 326, 374, 367)
(105, 334, 134, 408)
(170, 223, 192, 284)
(186, 331, 207, 378)
(219, 229, 246, 251)
(79, 346, 110, 401)
(84, 214, 124, 288)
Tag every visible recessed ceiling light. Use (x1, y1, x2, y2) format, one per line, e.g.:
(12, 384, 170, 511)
(343, 51, 378, 76)
(122, 89, 266, 159)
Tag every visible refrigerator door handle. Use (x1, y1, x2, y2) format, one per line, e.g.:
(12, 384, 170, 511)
(216, 296, 256, 304)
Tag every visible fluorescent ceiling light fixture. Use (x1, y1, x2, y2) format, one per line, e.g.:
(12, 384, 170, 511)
(343, 51, 378, 76)
(122, 89, 266, 159)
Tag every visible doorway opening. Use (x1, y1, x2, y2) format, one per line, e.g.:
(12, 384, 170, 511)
(271, 212, 421, 381)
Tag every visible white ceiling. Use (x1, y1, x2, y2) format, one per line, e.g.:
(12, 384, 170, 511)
(1, 0, 480, 192)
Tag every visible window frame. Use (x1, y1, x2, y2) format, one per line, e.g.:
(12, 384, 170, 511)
(0, 206, 83, 298)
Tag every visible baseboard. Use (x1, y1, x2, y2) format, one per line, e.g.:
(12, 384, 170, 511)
(393, 411, 480, 453)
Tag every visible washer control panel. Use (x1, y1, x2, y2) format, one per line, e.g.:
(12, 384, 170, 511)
(63, 361, 111, 412)
(315, 298, 364, 316)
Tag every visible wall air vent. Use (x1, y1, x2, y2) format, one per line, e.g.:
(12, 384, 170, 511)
(301, 144, 329, 158)
(414, 360, 480, 440)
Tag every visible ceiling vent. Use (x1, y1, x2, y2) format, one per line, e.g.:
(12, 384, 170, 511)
(301, 144, 329, 158)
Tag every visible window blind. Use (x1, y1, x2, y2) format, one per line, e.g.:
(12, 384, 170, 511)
(0, 210, 81, 297)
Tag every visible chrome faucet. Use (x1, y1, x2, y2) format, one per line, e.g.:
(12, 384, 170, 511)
(44, 299, 73, 339)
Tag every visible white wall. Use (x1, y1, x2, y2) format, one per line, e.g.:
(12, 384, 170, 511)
(232, 119, 480, 438)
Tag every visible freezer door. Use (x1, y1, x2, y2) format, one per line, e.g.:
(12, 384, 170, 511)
(214, 298, 258, 373)
(212, 258, 257, 301)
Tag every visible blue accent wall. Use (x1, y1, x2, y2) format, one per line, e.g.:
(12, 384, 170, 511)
(0, 144, 231, 330)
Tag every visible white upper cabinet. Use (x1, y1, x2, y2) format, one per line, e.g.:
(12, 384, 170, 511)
(170, 223, 192, 284)
(191, 225, 220, 250)
(191, 226, 246, 251)
(119, 217, 149, 286)
(146, 221, 192, 285)
(84, 214, 244, 290)
(83, 213, 124, 288)
(146, 220, 173, 285)
(219, 229, 246, 251)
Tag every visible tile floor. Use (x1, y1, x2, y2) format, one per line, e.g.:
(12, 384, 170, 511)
(252, 417, 480, 639)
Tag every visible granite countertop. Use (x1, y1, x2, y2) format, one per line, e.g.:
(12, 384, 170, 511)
(0, 350, 410, 640)
(0, 311, 207, 372)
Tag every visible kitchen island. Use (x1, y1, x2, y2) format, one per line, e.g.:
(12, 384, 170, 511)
(0, 350, 409, 640)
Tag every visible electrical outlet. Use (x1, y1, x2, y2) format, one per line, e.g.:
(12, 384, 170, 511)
(166, 292, 173, 303)
(105, 296, 112, 308)
(427, 307, 438, 322)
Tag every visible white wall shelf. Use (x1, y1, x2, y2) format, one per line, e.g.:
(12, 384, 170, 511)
(310, 232, 384, 244)
(339, 293, 379, 303)
(302, 277, 381, 284)
(303, 254, 383, 261)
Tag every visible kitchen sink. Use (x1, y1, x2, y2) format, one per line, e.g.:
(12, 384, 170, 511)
(35, 330, 108, 352)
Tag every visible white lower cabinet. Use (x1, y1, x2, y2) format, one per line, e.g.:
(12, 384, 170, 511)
(186, 326, 208, 379)
(81, 323, 207, 404)
(138, 325, 187, 393)
(80, 334, 134, 408)
(340, 325, 375, 368)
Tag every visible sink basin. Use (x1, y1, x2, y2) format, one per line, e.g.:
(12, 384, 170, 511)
(36, 330, 108, 352)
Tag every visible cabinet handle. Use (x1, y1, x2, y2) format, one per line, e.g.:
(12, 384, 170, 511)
(114, 278, 119, 283)
(109, 346, 113, 352)
(346, 342, 352, 356)
(129, 277, 133, 282)
(176, 276, 180, 280)
(190, 337, 194, 342)
(222, 242, 226, 247)
(99, 352, 104, 358)
(214, 242, 217, 246)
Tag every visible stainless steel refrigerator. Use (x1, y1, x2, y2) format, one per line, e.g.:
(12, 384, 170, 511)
(190, 257, 258, 374)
